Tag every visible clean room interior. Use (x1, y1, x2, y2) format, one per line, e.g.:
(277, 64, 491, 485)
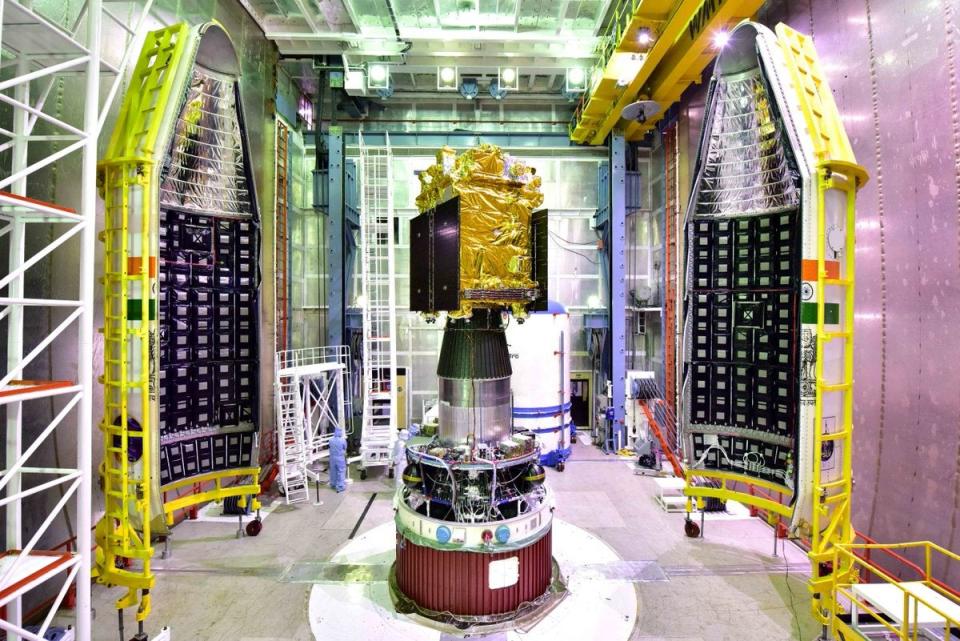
(1, 1, 959, 640)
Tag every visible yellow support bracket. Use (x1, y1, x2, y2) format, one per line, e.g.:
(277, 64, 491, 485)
(570, 0, 768, 145)
(624, 0, 767, 141)
(569, 0, 682, 144)
(684, 469, 796, 518)
(161, 467, 262, 525)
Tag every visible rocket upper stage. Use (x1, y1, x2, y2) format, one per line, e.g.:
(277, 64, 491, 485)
(393, 146, 557, 620)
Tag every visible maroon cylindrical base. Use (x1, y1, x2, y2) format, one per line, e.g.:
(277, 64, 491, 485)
(395, 528, 552, 616)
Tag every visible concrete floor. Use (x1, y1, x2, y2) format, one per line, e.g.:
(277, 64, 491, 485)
(90, 440, 820, 641)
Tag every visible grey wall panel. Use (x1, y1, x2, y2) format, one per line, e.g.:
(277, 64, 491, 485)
(753, 0, 960, 579)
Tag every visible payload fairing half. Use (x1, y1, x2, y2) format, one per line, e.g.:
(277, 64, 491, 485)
(679, 21, 867, 541)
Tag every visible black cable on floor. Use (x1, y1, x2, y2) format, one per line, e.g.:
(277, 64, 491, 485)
(782, 543, 803, 640)
(349, 492, 377, 540)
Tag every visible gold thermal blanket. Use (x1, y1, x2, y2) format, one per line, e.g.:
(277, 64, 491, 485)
(415, 145, 543, 317)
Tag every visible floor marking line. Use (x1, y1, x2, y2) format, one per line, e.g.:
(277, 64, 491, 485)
(349, 492, 377, 540)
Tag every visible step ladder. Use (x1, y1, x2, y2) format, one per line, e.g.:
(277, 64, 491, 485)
(275, 374, 310, 504)
(654, 477, 689, 513)
(274, 347, 353, 502)
(358, 133, 397, 477)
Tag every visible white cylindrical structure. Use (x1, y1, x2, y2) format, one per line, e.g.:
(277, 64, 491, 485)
(506, 302, 572, 467)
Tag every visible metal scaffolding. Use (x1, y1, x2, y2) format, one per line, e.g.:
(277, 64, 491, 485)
(0, 1, 154, 640)
(274, 346, 352, 503)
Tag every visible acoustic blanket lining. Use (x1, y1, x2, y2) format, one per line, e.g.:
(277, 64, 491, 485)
(684, 66, 802, 490)
(157, 65, 260, 486)
(160, 69, 253, 216)
(696, 71, 800, 216)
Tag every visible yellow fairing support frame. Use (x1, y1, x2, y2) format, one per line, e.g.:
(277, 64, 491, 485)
(776, 23, 868, 624)
(683, 470, 794, 518)
(96, 23, 191, 623)
(807, 161, 865, 623)
(98, 21, 265, 624)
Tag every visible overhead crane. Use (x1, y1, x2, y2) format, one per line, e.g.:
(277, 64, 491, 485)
(570, 0, 766, 145)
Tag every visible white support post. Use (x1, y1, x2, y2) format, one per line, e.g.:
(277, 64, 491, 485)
(5, 54, 29, 641)
(76, 1, 101, 639)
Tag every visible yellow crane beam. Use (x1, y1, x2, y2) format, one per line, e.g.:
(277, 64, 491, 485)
(624, 0, 766, 140)
(571, 0, 687, 145)
(570, 0, 767, 146)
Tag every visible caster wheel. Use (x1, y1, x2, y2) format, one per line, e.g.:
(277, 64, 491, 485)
(360, 469, 368, 480)
(556, 461, 565, 472)
(245, 518, 263, 537)
(684, 519, 701, 538)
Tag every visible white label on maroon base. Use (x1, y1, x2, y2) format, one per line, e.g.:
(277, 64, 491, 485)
(488, 556, 520, 590)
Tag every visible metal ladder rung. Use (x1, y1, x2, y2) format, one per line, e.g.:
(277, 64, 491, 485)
(818, 382, 850, 392)
(822, 331, 851, 340)
(819, 478, 848, 490)
(823, 492, 848, 505)
(821, 430, 850, 442)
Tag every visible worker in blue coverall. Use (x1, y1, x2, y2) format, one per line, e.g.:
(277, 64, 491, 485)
(329, 427, 347, 493)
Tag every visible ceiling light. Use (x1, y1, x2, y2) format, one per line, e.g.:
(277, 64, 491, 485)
(438, 65, 458, 90)
(369, 65, 387, 82)
(712, 30, 731, 49)
(637, 28, 654, 46)
(367, 63, 389, 89)
(566, 67, 587, 93)
(498, 66, 519, 91)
